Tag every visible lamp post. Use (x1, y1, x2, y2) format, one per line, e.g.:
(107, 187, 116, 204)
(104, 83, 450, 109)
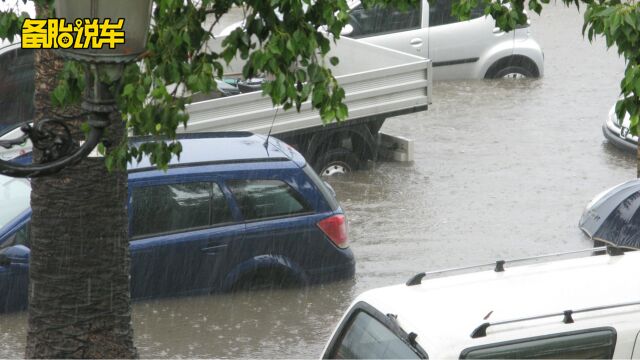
(0, 0, 153, 178)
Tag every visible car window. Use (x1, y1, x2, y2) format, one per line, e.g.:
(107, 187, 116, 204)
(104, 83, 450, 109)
(130, 182, 233, 237)
(0, 47, 34, 131)
(329, 310, 422, 359)
(302, 165, 340, 211)
(227, 179, 311, 221)
(0, 222, 30, 251)
(210, 183, 234, 225)
(460, 328, 616, 359)
(348, 3, 421, 37)
(429, 0, 483, 27)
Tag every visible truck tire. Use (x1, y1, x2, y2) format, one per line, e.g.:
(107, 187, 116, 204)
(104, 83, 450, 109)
(315, 148, 360, 177)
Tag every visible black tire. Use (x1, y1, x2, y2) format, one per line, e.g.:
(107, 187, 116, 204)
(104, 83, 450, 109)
(486, 57, 538, 79)
(493, 65, 535, 79)
(230, 268, 302, 292)
(314, 148, 360, 177)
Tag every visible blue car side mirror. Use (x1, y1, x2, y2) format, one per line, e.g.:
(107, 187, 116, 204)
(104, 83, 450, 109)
(0, 245, 30, 264)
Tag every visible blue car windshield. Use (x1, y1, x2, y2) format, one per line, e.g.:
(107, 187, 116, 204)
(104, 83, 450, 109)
(0, 176, 31, 230)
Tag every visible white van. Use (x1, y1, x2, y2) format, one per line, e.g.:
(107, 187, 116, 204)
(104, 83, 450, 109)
(322, 248, 640, 359)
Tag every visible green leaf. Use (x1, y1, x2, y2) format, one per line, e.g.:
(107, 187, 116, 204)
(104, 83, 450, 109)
(123, 84, 135, 97)
(320, 109, 335, 123)
(51, 84, 68, 107)
(336, 103, 348, 121)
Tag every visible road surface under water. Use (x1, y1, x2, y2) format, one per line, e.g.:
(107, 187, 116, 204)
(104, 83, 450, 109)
(0, 3, 632, 358)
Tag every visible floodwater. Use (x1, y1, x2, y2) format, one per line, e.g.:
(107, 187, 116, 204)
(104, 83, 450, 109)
(0, 3, 632, 358)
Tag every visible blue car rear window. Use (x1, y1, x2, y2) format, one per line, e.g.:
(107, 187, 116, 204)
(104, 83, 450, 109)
(130, 182, 233, 237)
(227, 179, 311, 221)
(302, 165, 340, 211)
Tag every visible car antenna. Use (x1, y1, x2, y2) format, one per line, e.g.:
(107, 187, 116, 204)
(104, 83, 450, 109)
(264, 106, 279, 150)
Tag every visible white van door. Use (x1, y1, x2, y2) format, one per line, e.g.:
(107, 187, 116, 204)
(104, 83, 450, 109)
(343, 1, 428, 57)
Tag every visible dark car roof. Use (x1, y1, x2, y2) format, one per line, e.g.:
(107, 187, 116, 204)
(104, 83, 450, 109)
(128, 132, 306, 172)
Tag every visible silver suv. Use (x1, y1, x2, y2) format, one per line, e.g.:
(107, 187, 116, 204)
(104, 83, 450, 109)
(343, 0, 544, 80)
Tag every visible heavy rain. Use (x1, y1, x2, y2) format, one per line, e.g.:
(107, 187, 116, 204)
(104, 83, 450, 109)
(0, 1, 633, 358)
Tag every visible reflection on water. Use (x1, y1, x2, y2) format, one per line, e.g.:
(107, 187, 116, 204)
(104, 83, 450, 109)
(132, 282, 356, 359)
(0, 3, 635, 358)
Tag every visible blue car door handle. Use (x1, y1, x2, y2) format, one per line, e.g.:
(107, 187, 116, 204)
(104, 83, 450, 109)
(200, 244, 227, 254)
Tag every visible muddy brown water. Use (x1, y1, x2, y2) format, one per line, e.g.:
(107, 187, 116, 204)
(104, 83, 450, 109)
(0, 3, 632, 358)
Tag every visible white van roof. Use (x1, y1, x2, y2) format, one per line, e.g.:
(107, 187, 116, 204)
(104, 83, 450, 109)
(352, 250, 640, 358)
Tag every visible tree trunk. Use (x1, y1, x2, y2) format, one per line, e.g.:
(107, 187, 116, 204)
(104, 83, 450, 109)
(25, 4, 137, 358)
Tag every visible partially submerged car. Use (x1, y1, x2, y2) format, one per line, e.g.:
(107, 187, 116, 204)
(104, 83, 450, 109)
(343, 0, 544, 80)
(322, 248, 640, 359)
(0, 132, 354, 313)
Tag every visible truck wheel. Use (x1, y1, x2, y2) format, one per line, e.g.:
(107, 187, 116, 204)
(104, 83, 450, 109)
(315, 148, 360, 177)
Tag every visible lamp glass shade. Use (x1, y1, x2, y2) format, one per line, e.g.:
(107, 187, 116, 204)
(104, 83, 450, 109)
(55, 0, 153, 63)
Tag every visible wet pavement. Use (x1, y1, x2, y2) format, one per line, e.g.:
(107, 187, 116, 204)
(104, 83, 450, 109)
(0, 3, 633, 358)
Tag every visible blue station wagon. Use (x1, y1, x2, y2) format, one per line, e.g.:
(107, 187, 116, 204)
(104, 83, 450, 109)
(0, 132, 355, 313)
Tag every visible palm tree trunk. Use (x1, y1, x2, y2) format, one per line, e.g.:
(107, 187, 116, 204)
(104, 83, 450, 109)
(25, 3, 137, 358)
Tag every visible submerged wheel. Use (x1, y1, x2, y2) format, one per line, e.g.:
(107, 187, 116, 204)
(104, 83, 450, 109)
(230, 268, 302, 291)
(494, 65, 535, 79)
(486, 56, 539, 79)
(315, 148, 360, 177)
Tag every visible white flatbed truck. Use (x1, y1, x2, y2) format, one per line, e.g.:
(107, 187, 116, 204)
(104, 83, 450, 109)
(183, 36, 432, 175)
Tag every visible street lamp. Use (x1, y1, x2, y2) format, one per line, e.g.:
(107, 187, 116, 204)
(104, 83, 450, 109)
(0, 0, 153, 177)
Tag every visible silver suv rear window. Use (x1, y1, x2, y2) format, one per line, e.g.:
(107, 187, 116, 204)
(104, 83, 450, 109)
(460, 328, 616, 359)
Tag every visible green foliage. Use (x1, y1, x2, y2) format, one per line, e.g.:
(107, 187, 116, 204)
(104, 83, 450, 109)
(0, 0, 413, 170)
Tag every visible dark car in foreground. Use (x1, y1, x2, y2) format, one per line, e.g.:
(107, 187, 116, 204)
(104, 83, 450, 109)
(0, 132, 354, 313)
